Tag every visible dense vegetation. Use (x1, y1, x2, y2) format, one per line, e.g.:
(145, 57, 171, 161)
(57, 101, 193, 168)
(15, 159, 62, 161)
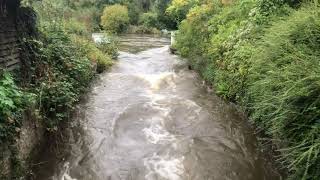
(0, 73, 31, 143)
(83, 0, 178, 33)
(0, 0, 117, 145)
(0, 0, 121, 178)
(1, 0, 319, 179)
(101, 4, 130, 33)
(170, 0, 320, 179)
(0, 0, 173, 165)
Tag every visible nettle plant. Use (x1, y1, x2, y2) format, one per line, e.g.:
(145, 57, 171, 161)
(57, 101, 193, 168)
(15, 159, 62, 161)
(23, 25, 95, 130)
(0, 72, 30, 143)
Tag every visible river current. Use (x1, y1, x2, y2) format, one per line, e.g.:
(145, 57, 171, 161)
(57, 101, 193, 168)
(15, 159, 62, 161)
(32, 34, 280, 180)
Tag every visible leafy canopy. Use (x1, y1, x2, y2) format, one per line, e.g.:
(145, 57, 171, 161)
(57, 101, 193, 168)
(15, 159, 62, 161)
(101, 4, 130, 33)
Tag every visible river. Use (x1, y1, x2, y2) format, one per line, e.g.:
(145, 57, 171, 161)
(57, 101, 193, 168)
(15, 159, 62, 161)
(32, 34, 281, 180)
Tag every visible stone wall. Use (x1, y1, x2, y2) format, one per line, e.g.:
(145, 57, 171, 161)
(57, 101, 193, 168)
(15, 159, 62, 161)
(0, 1, 45, 179)
(0, 0, 21, 70)
(0, 110, 45, 179)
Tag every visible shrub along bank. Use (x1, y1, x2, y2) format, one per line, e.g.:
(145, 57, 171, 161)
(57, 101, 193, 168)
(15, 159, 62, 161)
(98, 0, 177, 34)
(171, 0, 320, 179)
(0, 1, 117, 177)
(23, 25, 96, 130)
(0, 0, 118, 179)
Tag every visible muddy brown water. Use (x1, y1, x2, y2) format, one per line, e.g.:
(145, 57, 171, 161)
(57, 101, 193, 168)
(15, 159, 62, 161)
(32, 34, 281, 180)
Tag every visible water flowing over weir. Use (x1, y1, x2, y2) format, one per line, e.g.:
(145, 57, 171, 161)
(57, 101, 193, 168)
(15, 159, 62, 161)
(32, 35, 280, 180)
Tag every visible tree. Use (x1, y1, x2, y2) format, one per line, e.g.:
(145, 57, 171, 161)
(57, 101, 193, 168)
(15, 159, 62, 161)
(154, 0, 177, 29)
(166, 0, 196, 25)
(100, 4, 130, 33)
(139, 12, 159, 27)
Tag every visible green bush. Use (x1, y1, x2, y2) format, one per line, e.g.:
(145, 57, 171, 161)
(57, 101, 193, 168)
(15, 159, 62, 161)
(166, 0, 197, 25)
(63, 18, 89, 36)
(173, 0, 320, 179)
(26, 0, 118, 132)
(175, 1, 220, 69)
(175, 0, 292, 100)
(25, 25, 95, 129)
(206, 0, 259, 99)
(127, 25, 161, 34)
(139, 12, 159, 28)
(127, 2, 140, 25)
(246, 7, 320, 179)
(72, 36, 114, 73)
(0, 73, 31, 143)
(100, 4, 130, 33)
(176, 1, 218, 57)
(153, 0, 177, 29)
(97, 39, 119, 59)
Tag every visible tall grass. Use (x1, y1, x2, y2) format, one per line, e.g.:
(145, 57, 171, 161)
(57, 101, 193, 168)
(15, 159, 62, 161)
(246, 6, 320, 179)
(174, 0, 320, 178)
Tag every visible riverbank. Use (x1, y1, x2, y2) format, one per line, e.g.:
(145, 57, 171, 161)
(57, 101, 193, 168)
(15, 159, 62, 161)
(0, 26, 115, 180)
(172, 0, 320, 179)
(0, 1, 118, 178)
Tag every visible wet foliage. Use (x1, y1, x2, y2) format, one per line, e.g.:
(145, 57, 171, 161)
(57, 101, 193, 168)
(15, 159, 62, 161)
(101, 4, 130, 33)
(173, 0, 320, 179)
(0, 72, 32, 144)
(26, 26, 95, 129)
(0, 0, 117, 141)
(26, 0, 117, 129)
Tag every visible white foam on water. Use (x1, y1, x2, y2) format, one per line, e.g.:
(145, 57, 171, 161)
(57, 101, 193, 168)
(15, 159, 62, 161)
(146, 92, 201, 117)
(61, 173, 77, 180)
(60, 162, 77, 180)
(110, 105, 130, 137)
(138, 72, 176, 90)
(139, 46, 169, 56)
(143, 123, 176, 144)
(149, 93, 167, 102)
(147, 96, 172, 119)
(144, 153, 185, 180)
(183, 99, 202, 115)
